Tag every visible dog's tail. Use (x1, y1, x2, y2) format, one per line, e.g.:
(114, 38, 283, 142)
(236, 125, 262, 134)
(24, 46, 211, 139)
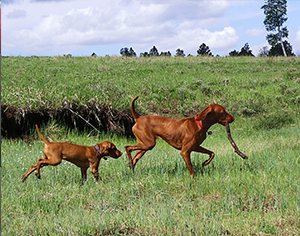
(35, 124, 50, 145)
(131, 96, 140, 121)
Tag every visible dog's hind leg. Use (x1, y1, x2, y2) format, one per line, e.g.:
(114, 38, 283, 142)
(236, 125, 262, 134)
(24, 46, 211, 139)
(22, 165, 37, 182)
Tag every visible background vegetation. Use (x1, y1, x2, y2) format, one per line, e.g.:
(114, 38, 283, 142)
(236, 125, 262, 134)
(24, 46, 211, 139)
(2, 56, 300, 119)
(1, 56, 300, 235)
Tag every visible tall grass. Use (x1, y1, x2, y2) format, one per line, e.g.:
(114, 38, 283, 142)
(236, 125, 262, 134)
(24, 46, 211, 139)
(2, 56, 300, 234)
(2, 56, 300, 120)
(1, 124, 299, 235)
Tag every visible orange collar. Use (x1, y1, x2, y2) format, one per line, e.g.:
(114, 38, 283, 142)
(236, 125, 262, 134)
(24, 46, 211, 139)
(194, 116, 203, 129)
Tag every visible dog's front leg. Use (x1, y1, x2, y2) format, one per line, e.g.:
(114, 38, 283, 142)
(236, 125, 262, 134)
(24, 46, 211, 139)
(90, 160, 103, 182)
(193, 146, 215, 167)
(92, 170, 99, 181)
(180, 150, 196, 177)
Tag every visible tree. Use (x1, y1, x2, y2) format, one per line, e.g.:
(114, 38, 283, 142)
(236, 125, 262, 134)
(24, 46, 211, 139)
(238, 43, 254, 56)
(140, 52, 149, 57)
(261, 0, 289, 56)
(160, 51, 171, 57)
(91, 52, 97, 57)
(120, 47, 136, 57)
(175, 48, 185, 57)
(229, 43, 254, 57)
(128, 47, 136, 57)
(197, 43, 213, 56)
(229, 50, 239, 57)
(268, 40, 295, 56)
(258, 46, 269, 57)
(149, 46, 159, 56)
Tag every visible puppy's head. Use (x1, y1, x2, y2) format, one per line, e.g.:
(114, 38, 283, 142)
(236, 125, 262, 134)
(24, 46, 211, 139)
(97, 141, 122, 159)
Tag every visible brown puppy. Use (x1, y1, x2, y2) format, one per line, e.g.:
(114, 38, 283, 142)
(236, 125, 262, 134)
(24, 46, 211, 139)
(125, 96, 235, 177)
(22, 125, 122, 182)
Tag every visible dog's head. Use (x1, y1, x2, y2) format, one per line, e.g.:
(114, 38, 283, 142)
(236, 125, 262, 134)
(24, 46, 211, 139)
(197, 104, 235, 126)
(97, 141, 122, 159)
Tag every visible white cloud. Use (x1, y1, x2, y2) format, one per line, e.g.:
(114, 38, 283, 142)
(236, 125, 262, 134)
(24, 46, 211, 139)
(164, 26, 239, 55)
(245, 28, 265, 37)
(251, 43, 269, 56)
(2, 0, 234, 55)
(296, 27, 300, 42)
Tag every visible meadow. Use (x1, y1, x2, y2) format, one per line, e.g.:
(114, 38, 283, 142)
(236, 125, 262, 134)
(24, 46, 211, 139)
(1, 56, 300, 235)
(2, 56, 300, 118)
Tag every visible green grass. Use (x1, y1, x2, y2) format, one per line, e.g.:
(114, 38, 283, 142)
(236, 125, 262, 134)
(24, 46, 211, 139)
(2, 56, 300, 119)
(1, 56, 300, 235)
(1, 124, 300, 235)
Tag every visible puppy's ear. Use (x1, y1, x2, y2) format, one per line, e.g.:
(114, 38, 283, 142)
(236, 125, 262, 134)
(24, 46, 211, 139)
(196, 105, 213, 120)
(100, 141, 113, 152)
(106, 142, 113, 149)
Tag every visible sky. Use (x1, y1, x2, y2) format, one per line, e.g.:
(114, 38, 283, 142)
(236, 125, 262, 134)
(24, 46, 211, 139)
(2, 0, 300, 57)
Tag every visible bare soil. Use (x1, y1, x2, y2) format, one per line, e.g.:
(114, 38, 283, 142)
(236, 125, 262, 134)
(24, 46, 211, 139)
(1, 104, 134, 138)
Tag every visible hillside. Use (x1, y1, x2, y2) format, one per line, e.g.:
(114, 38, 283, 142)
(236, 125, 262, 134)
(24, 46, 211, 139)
(2, 56, 300, 137)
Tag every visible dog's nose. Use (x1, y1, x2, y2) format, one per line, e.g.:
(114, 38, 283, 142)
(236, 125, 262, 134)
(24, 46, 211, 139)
(227, 114, 235, 123)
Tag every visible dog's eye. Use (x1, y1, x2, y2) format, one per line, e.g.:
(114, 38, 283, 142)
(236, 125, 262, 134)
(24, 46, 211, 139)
(220, 113, 227, 119)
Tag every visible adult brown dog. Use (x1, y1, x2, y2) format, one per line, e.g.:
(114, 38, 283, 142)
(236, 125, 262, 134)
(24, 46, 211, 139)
(125, 96, 235, 177)
(22, 125, 122, 182)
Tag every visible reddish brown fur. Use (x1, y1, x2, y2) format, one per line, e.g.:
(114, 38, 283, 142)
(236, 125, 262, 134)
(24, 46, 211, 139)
(125, 96, 235, 177)
(22, 125, 122, 182)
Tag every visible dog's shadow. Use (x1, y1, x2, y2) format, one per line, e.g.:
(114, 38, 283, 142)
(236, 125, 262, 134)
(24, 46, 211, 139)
(164, 158, 216, 177)
(194, 162, 216, 176)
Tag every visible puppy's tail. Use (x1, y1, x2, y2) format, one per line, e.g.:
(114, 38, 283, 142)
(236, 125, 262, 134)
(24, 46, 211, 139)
(131, 96, 140, 121)
(35, 124, 50, 145)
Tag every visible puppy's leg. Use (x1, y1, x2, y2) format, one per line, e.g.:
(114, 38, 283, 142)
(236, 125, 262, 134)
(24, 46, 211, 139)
(80, 167, 88, 184)
(90, 160, 101, 182)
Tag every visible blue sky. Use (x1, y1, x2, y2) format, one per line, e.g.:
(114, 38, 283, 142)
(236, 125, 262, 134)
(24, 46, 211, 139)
(2, 0, 300, 57)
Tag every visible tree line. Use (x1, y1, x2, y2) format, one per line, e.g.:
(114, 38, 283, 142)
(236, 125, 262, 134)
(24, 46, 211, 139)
(120, 43, 213, 57)
(120, 40, 295, 58)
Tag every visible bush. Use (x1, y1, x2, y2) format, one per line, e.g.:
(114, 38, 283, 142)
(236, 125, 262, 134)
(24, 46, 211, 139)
(254, 112, 294, 130)
(239, 107, 257, 117)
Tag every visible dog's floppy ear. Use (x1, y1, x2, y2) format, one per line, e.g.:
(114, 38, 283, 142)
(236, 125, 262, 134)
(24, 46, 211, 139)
(196, 105, 213, 120)
(100, 141, 113, 152)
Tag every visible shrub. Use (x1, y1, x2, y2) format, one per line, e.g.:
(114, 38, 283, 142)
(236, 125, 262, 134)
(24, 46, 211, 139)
(254, 112, 294, 130)
(239, 107, 257, 117)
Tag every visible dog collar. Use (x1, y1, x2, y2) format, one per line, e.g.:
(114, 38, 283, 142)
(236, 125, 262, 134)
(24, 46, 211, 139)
(94, 145, 101, 156)
(194, 116, 203, 129)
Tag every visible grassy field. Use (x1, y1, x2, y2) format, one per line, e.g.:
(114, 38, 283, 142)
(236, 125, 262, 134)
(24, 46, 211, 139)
(2, 56, 300, 117)
(1, 56, 300, 235)
(1, 124, 299, 235)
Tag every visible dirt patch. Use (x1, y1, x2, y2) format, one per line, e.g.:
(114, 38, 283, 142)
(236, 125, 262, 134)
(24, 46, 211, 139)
(1, 103, 134, 138)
